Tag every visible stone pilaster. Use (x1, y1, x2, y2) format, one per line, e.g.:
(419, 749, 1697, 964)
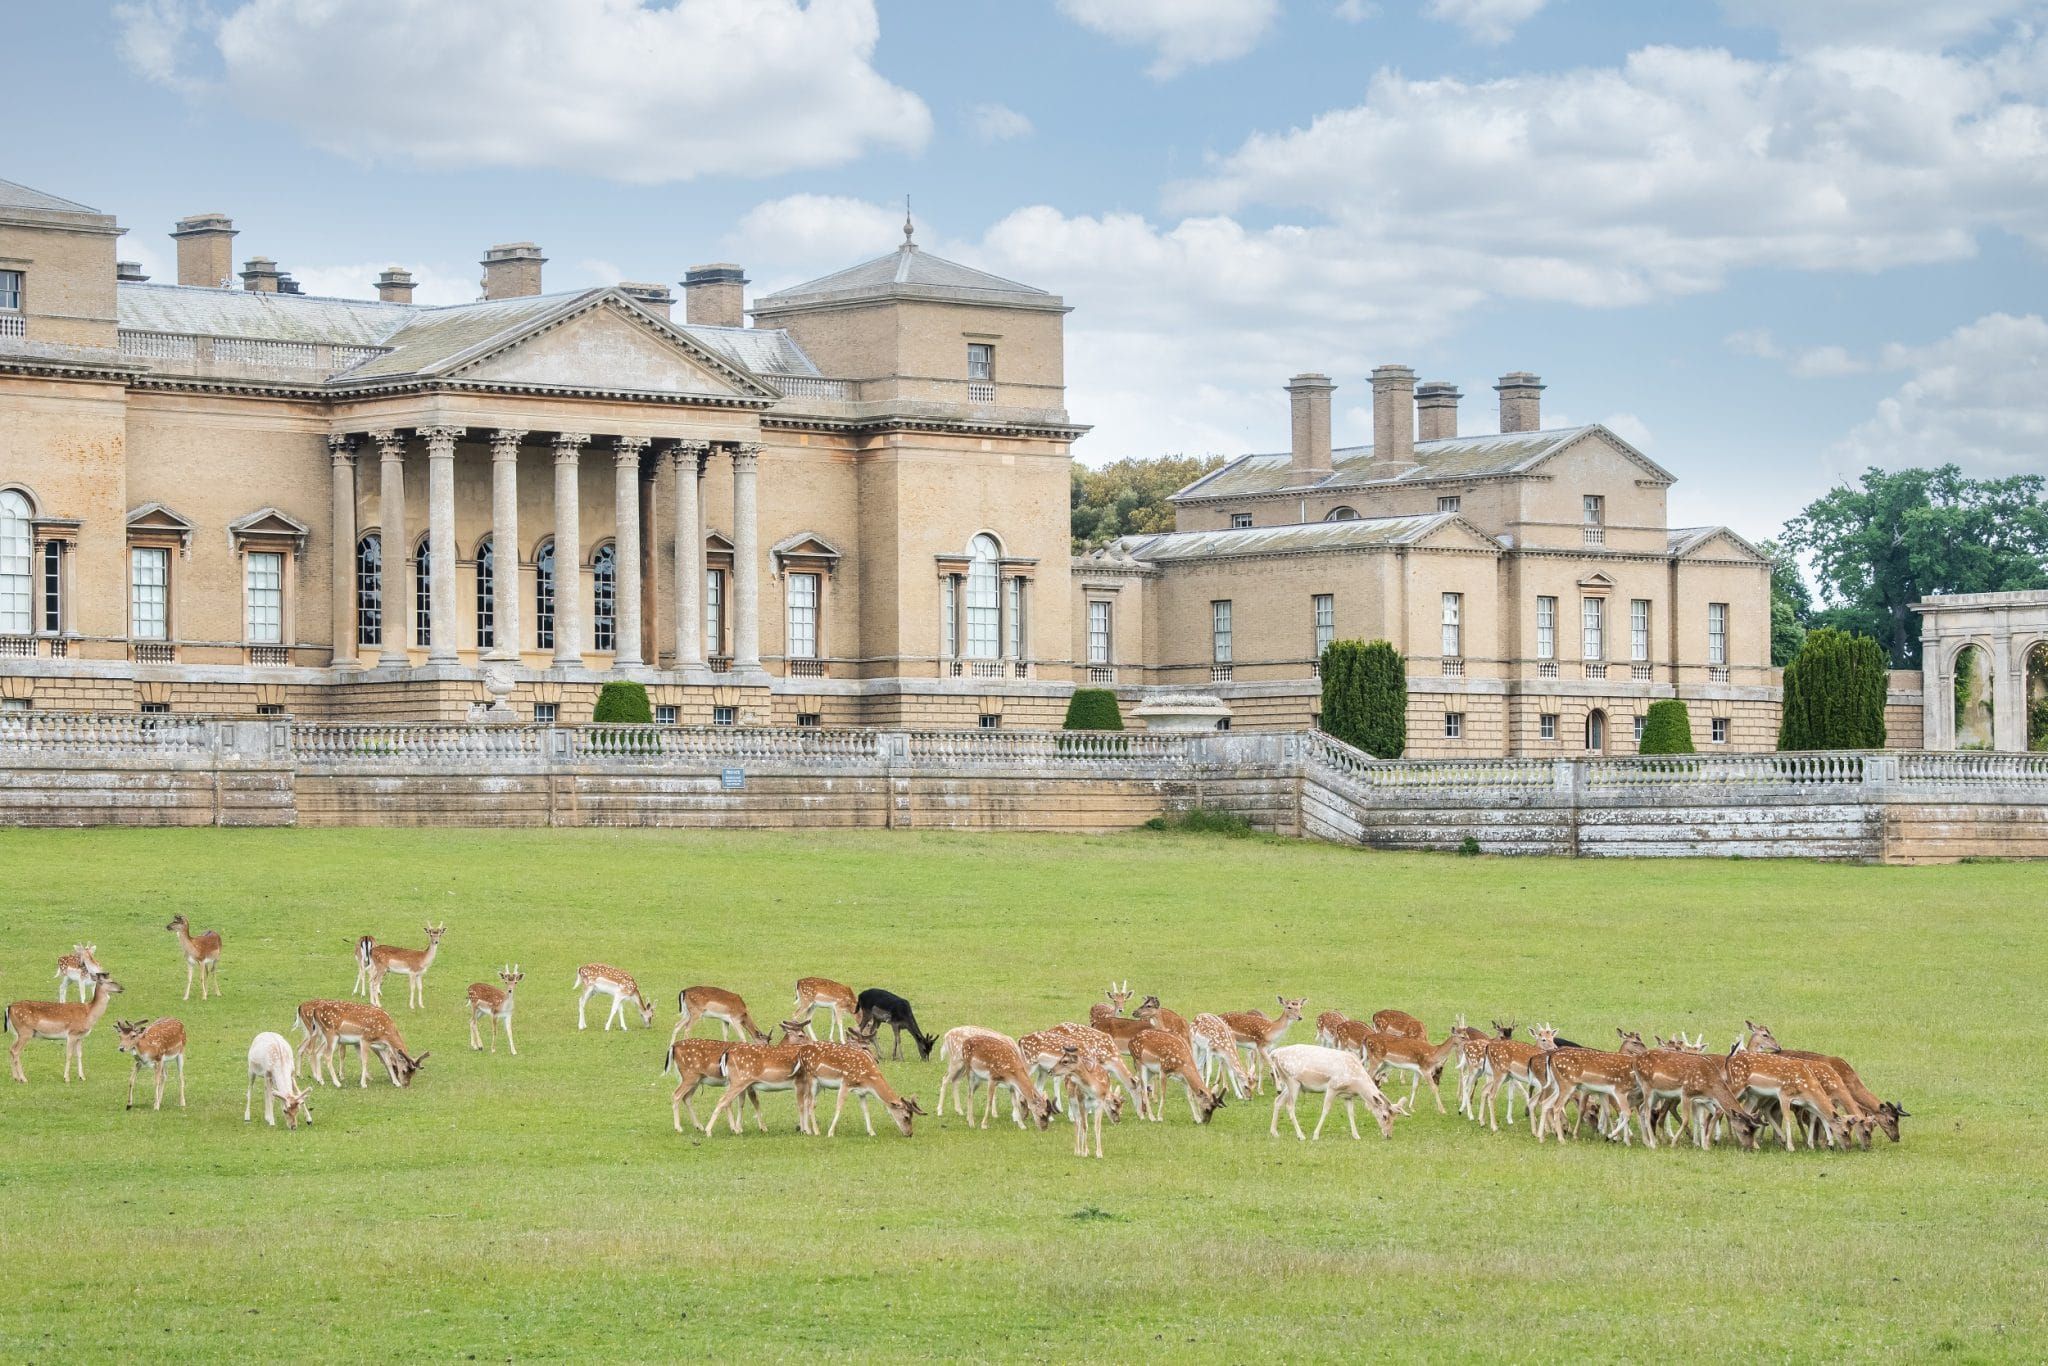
(671, 440, 707, 671)
(372, 430, 409, 668)
(730, 442, 762, 672)
(422, 426, 465, 664)
(611, 437, 648, 667)
(327, 435, 358, 668)
(551, 433, 589, 668)
(487, 430, 526, 660)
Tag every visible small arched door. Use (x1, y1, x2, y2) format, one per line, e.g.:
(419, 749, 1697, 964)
(1586, 708, 1607, 753)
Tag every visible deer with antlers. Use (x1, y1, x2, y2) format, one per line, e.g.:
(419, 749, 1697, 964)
(114, 1018, 186, 1110)
(367, 923, 445, 1009)
(1130, 1028, 1226, 1124)
(792, 1041, 926, 1137)
(300, 1000, 429, 1089)
(793, 976, 859, 1042)
(166, 915, 221, 1001)
(245, 1030, 312, 1129)
(573, 964, 657, 1031)
(676, 985, 773, 1044)
(1219, 996, 1306, 1092)
(54, 944, 103, 1002)
(7, 971, 123, 1083)
(1269, 1043, 1407, 1140)
(1745, 1021, 1904, 1145)
(1088, 981, 1152, 1053)
(466, 966, 524, 1054)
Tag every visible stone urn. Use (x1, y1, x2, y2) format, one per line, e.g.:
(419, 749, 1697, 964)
(1130, 693, 1233, 733)
(471, 664, 519, 725)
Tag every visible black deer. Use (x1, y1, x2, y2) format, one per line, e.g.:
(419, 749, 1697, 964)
(856, 988, 936, 1061)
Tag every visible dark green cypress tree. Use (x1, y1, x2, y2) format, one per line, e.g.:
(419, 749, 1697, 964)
(1358, 639, 1408, 758)
(1778, 627, 1888, 750)
(1638, 698, 1695, 754)
(591, 681, 653, 723)
(1062, 689, 1124, 730)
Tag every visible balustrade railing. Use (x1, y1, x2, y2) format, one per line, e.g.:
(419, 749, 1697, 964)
(0, 711, 212, 755)
(1588, 751, 1866, 788)
(1896, 751, 2048, 787)
(571, 725, 875, 764)
(772, 375, 854, 401)
(905, 729, 1190, 764)
(287, 724, 546, 762)
(1303, 732, 1553, 792)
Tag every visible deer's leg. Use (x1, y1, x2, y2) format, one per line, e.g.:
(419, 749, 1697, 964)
(578, 985, 591, 1030)
(470, 1012, 482, 1052)
(245, 1072, 254, 1121)
(264, 1076, 277, 1126)
(154, 1059, 168, 1110)
(127, 1057, 140, 1110)
(177, 1054, 186, 1108)
(827, 1084, 848, 1137)
(1312, 1087, 1338, 1141)
(183, 958, 194, 1001)
(504, 1014, 516, 1056)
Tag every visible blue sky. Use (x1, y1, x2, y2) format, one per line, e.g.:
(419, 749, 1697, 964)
(13, 0, 2048, 540)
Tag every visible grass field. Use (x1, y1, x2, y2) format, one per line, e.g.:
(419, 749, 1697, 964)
(0, 827, 2043, 1362)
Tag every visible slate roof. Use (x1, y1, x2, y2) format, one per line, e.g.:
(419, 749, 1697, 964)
(678, 322, 819, 377)
(337, 293, 583, 378)
(756, 243, 1062, 312)
(0, 178, 101, 215)
(1668, 525, 1766, 560)
(1111, 513, 1480, 563)
(1174, 427, 1651, 502)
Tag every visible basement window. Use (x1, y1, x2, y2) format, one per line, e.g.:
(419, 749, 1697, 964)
(796, 711, 821, 728)
(141, 702, 170, 714)
(533, 702, 558, 726)
(256, 704, 284, 717)
(713, 705, 737, 727)
(1444, 712, 1463, 739)
(0, 697, 27, 713)
(978, 714, 1001, 730)
(1540, 713, 1557, 741)
(654, 705, 678, 726)
(1712, 717, 1729, 744)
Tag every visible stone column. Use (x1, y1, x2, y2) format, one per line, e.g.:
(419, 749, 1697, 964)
(730, 443, 762, 671)
(638, 457, 658, 666)
(611, 437, 648, 667)
(671, 440, 707, 671)
(422, 426, 465, 664)
(487, 429, 525, 660)
(551, 432, 589, 667)
(327, 435, 358, 668)
(372, 430, 409, 668)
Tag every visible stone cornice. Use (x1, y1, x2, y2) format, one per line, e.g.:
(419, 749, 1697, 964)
(761, 412, 1087, 441)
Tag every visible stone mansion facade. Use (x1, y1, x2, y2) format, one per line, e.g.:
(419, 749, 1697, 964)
(0, 174, 1790, 753)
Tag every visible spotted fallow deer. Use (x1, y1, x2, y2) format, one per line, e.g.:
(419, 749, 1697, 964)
(349, 935, 376, 997)
(1219, 996, 1306, 1092)
(938, 1025, 1015, 1118)
(1268, 1043, 1406, 1140)
(166, 915, 221, 1001)
(677, 985, 774, 1044)
(467, 966, 524, 1054)
(245, 1030, 311, 1129)
(1723, 1044, 1854, 1151)
(368, 923, 446, 1009)
(794, 976, 859, 1042)
(7, 971, 123, 1083)
(1359, 1026, 1462, 1115)
(114, 1018, 187, 1110)
(953, 1034, 1056, 1131)
(1134, 995, 1193, 1044)
(1745, 1021, 1904, 1144)
(792, 1040, 926, 1137)
(1088, 981, 1150, 1053)
(1478, 1030, 1548, 1132)
(1019, 1024, 1148, 1121)
(1190, 1012, 1255, 1100)
(1372, 1008, 1426, 1040)
(304, 1000, 430, 1089)
(1057, 1053, 1121, 1158)
(573, 964, 657, 1031)
(1626, 1046, 1762, 1150)
(702, 1017, 822, 1137)
(666, 1036, 741, 1134)
(1130, 1028, 1226, 1124)
(54, 944, 103, 1002)
(1534, 1047, 1651, 1146)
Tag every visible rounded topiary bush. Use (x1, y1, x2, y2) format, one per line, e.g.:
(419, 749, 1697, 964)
(1638, 699, 1696, 755)
(591, 681, 653, 724)
(1063, 689, 1124, 731)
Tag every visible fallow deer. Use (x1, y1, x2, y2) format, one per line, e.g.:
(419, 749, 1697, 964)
(1372, 1008, 1426, 1040)
(855, 987, 936, 1061)
(1535, 1047, 1650, 1146)
(666, 1036, 742, 1134)
(1477, 1030, 1547, 1132)
(1268, 1043, 1406, 1140)
(951, 1034, 1056, 1131)
(1745, 1021, 1904, 1144)
(306, 1000, 429, 1089)
(1219, 996, 1306, 1092)
(791, 1040, 926, 1137)
(1723, 1044, 1853, 1151)
(54, 944, 102, 1002)
(702, 1017, 820, 1137)
(367, 922, 446, 1009)
(1314, 1009, 1353, 1046)
(166, 915, 222, 1000)
(1625, 1046, 1762, 1150)
(677, 985, 773, 1044)
(1130, 1028, 1226, 1124)
(1058, 1054, 1122, 1158)
(1190, 1012, 1255, 1100)
(349, 935, 375, 996)
(938, 1025, 1015, 1118)
(794, 976, 860, 1041)
(1089, 982, 1152, 1056)
(245, 1030, 311, 1129)
(573, 964, 657, 1031)
(6, 971, 123, 1083)
(1019, 1024, 1149, 1121)
(1134, 994, 1193, 1044)
(114, 1018, 186, 1110)
(1359, 1026, 1461, 1115)
(466, 965, 524, 1054)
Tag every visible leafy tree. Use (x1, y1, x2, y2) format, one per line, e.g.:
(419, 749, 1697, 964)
(1071, 454, 1226, 550)
(1780, 466, 2048, 667)
(591, 681, 652, 724)
(1062, 689, 1124, 731)
(1319, 639, 1406, 758)
(2031, 649, 2048, 753)
(1756, 537, 1811, 667)
(1638, 699, 1696, 754)
(1777, 627, 1888, 751)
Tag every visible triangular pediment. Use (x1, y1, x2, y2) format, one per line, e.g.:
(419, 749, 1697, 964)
(1672, 527, 1768, 563)
(704, 529, 734, 553)
(771, 530, 845, 563)
(1577, 570, 1618, 590)
(447, 296, 778, 399)
(127, 502, 194, 533)
(228, 507, 311, 539)
(1414, 516, 1502, 553)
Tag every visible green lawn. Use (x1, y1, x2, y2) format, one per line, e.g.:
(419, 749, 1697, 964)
(0, 828, 2043, 1362)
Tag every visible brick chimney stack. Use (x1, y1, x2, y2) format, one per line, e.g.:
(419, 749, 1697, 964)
(171, 212, 236, 287)
(239, 256, 283, 292)
(1496, 371, 1545, 433)
(1416, 381, 1461, 442)
(376, 268, 416, 304)
(1371, 364, 1417, 463)
(619, 282, 674, 320)
(682, 263, 747, 328)
(481, 243, 546, 300)
(1286, 373, 1335, 484)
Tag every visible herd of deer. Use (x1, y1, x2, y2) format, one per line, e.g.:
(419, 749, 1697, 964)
(3, 922, 1905, 1155)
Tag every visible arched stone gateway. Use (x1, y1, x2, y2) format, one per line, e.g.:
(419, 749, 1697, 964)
(1915, 590, 2048, 752)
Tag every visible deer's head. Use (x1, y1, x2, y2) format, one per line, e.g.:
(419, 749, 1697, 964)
(779, 1016, 812, 1043)
(395, 1050, 431, 1087)
(1105, 981, 1132, 1014)
(846, 1019, 880, 1058)
(1744, 1021, 1781, 1053)
(499, 965, 523, 991)
(1277, 996, 1306, 1025)
(886, 1095, 925, 1136)
(166, 915, 189, 934)
(1616, 1029, 1647, 1055)
(1534, 1024, 1559, 1051)
(1491, 1019, 1516, 1039)
(113, 1020, 150, 1054)
(637, 996, 658, 1028)
(1194, 1086, 1226, 1124)
(280, 1086, 313, 1129)
(94, 974, 124, 1000)
(424, 922, 447, 946)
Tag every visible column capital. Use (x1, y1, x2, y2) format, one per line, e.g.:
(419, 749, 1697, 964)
(369, 429, 406, 459)
(612, 435, 652, 465)
(489, 428, 527, 460)
(326, 433, 358, 462)
(421, 425, 466, 454)
(553, 432, 591, 463)
(731, 441, 762, 471)
(665, 437, 710, 464)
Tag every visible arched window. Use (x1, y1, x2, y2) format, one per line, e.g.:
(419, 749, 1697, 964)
(413, 537, 433, 648)
(475, 537, 495, 652)
(354, 533, 382, 647)
(591, 542, 617, 652)
(534, 539, 555, 652)
(0, 490, 31, 635)
(965, 533, 1000, 659)
(1324, 506, 1360, 522)
(1586, 708, 1607, 753)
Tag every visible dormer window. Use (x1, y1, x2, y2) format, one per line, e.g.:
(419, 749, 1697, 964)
(1582, 494, 1605, 546)
(1230, 513, 1253, 529)
(1437, 495, 1461, 513)
(967, 343, 994, 380)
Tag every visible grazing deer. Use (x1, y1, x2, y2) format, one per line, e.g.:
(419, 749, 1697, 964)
(305, 1000, 429, 1089)
(1723, 1045, 1853, 1151)
(951, 1035, 1056, 1131)
(856, 987, 936, 1061)
(794, 976, 860, 1041)
(114, 1018, 187, 1110)
(1535, 1048, 1650, 1146)
(349, 935, 376, 996)
(1134, 995, 1193, 1044)
(367, 922, 446, 1009)
(938, 1025, 1015, 1117)
(1058, 1054, 1122, 1158)
(1625, 1046, 1762, 1150)
(54, 944, 103, 1002)
(792, 1041, 926, 1137)
(574, 964, 657, 1031)
(6, 971, 123, 1083)
(466, 965, 524, 1054)
(1360, 1027, 1462, 1115)
(1191, 1012, 1255, 1100)
(676, 985, 773, 1044)
(1130, 1028, 1226, 1124)
(666, 1037, 742, 1134)
(1745, 1021, 1904, 1144)
(1269, 1044, 1406, 1140)
(1019, 1024, 1149, 1121)
(166, 915, 222, 1000)
(1372, 1008, 1426, 1040)
(245, 1031, 312, 1128)
(702, 1017, 820, 1137)
(1220, 996, 1306, 1092)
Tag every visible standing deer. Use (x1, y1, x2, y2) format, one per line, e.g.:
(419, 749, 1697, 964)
(466, 965, 524, 1053)
(1360, 1027, 1462, 1115)
(1191, 1012, 1256, 1100)
(1019, 1023, 1149, 1121)
(1219, 996, 1307, 1091)
(349, 935, 376, 996)
(938, 1025, 1015, 1118)
(114, 1018, 187, 1110)
(666, 1037, 741, 1134)
(7, 972, 124, 1083)
(949, 1034, 1056, 1131)
(54, 944, 103, 1002)
(676, 985, 773, 1044)
(791, 1040, 926, 1137)
(1134, 994, 1193, 1043)
(855, 987, 936, 1061)
(1371, 1008, 1427, 1040)
(1269, 1043, 1405, 1140)
(573, 964, 657, 1031)
(701, 1017, 818, 1137)
(1130, 1028, 1226, 1124)
(367, 923, 446, 1009)
(245, 1031, 312, 1128)
(166, 915, 221, 1000)
(1089, 982, 1151, 1056)
(793, 977, 859, 1041)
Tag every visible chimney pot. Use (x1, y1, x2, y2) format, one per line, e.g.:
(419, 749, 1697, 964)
(1416, 381, 1461, 442)
(375, 268, 416, 304)
(1495, 371, 1545, 433)
(239, 256, 282, 293)
(1285, 373, 1336, 485)
(481, 242, 546, 300)
(1371, 364, 1417, 464)
(170, 212, 237, 287)
(683, 263, 748, 328)
(619, 281, 674, 321)
(116, 260, 149, 283)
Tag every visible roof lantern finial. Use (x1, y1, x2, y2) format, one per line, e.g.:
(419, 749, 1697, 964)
(903, 195, 916, 250)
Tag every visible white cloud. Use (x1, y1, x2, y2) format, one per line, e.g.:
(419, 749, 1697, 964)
(969, 102, 1034, 143)
(1600, 412, 1654, 449)
(1833, 312, 2048, 477)
(1719, 1, 2045, 52)
(1424, 0, 1549, 46)
(1725, 329, 1870, 376)
(1333, 1, 1378, 21)
(730, 194, 914, 292)
(1054, 0, 1280, 78)
(116, 0, 931, 182)
(286, 262, 478, 306)
(1724, 328, 1784, 360)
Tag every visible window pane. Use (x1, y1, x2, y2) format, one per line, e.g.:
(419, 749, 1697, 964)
(1313, 594, 1334, 657)
(592, 543, 616, 652)
(1212, 600, 1232, 663)
(967, 343, 993, 380)
(1087, 600, 1110, 664)
(355, 534, 382, 646)
(704, 568, 723, 656)
(1582, 597, 1604, 660)
(414, 540, 432, 647)
(1630, 598, 1649, 661)
(535, 541, 555, 651)
(965, 535, 999, 659)
(245, 551, 283, 643)
(941, 575, 955, 659)
(475, 539, 494, 650)
(130, 547, 167, 640)
(41, 540, 61, 634)
(1006, 576, 1023, 658)
(0, 491, 31, 634)
(0, 271, 21, 312)
(1441, 592, 1461, 658)
(1536, 596, 1556, 660)
(786, 572, 818, 658)
(1583, 495, 1604, 525)
(1708, 602, 1728, 665)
